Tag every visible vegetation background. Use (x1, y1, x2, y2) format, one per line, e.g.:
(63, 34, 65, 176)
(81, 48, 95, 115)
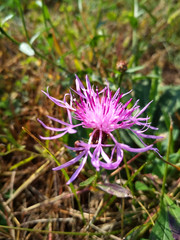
(0, 0, 180, 239)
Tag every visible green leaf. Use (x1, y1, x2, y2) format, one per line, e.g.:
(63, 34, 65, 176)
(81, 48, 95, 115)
(149, 199, 174, 240)
(127, 15, 138, 29)
(164, 195, 180, 220)
(79, 175, 96, 187)
(164, 194, 180, 239)
(10, 155, 38, 170)
(1, 14, 14, 26)
(89, 35, 105, 48)
(19, 42, 35, 56)
(168, 9, 180, 24)
(126, 65, 145, 73)
(30, 31, 41, 44)
(42, 4, 50, 20)
(152, 86, 180, 132)
(135, 181, 149, 191)
(152, 158, 165, 178)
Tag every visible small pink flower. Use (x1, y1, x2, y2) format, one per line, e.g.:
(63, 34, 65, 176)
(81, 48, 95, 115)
(38, 75, 162, 184)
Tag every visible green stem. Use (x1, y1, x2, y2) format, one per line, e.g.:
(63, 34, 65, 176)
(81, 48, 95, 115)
(16, 0, 30, 42)
(33, 48, 70, 73)
(41, 0, 48, 31)
(132, 0, 138, 65)
(98, 195, 116, 217)
(123, 155, 134, 195)
(0, 27, 19, 45)
(41, 0, 58, 36)
(0, 26, 70, 73)
(116, 130, 134, 194)
(124, 161, 148, 187)
(0, 225, 121, 237)
(118, 72, 124, 87)
(161, 119, 173, 205)
(93, 171, 99, 187)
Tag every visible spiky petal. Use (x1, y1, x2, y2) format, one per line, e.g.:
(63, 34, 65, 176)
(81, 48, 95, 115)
(38, 75, 162, 184)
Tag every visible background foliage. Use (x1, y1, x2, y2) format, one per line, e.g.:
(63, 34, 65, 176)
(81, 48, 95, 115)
(0, 0, 179, 239)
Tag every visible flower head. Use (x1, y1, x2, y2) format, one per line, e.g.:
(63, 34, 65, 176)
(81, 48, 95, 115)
(38, 75, 162, 184)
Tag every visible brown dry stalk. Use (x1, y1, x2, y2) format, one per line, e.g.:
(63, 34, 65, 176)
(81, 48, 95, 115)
(5, 160, 50, 205)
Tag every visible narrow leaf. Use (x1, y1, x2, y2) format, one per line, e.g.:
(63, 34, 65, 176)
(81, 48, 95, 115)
(150, 201, 174, 240)
(168, 211, 180, 240)
(126, 65, 145, 73)
(135, 181, 149, 191)
(79, 175, 96, 187)
(164, 195, 180, 240)
(30, 31, 41, 44)
(1, 14, 14, 26)
(97, 183, 132, 198)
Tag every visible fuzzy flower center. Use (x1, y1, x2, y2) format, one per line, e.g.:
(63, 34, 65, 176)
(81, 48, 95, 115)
(74, 88, 131, 133)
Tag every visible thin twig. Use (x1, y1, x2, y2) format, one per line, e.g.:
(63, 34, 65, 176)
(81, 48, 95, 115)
(20, 218, 75, 226)
(135, 198, 155, 225)
(121, 198, 125, 238)
(0, 194, 20, 239)
(110, 152, 142, 177)
(21, 187, 89, 212)
(86, 198, 104, 230)
(90, 224, 122, 240)
(5, 160, 50, 205)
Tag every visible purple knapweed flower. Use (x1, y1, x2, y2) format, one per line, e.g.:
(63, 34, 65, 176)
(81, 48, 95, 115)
(38, 75, 162, 184)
